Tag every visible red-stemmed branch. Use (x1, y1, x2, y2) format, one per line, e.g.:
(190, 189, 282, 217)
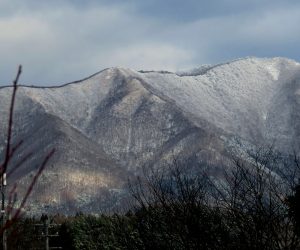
(2, 66, 22, 174)
(6, 152, 34, 179)
(0, 149, 55, 235)
(0, 65, 55, 237)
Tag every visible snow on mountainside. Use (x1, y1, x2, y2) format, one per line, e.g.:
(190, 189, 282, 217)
(8, 56, 300, 147)
(0, 56, 299, 213)
(140, 57, 300, 149)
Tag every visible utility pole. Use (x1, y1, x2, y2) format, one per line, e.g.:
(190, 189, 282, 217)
(36, 216, 62, 250)
(1, 173, 7, 250)
(45, 221, 49, 250)
(41, 214, 49, 250)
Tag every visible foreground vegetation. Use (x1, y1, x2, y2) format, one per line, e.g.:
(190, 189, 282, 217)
(3, 148, 300, 250)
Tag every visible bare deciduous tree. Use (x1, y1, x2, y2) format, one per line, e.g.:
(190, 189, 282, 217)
(0, 66, 55, 248)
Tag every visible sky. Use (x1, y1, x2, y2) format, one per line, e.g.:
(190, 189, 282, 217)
(0, 0, 300, 86)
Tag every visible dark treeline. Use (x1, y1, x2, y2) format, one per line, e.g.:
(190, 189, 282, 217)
(4, 147, 300, 250)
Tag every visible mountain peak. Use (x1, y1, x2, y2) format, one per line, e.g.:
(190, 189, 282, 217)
(177, 57, 299, 77)
(1, 56, 300, 213)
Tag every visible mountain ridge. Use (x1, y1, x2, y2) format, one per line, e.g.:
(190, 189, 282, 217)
(1, 56, 298, 89)
(0, 56, 299, 214)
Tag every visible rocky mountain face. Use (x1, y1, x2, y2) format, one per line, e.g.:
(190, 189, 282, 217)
(0, 57, 299, 214)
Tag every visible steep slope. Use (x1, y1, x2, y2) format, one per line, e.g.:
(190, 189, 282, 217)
(0, 90, 125, 214)
(0, 56, 299, 213)
(140, 57, 300, 150)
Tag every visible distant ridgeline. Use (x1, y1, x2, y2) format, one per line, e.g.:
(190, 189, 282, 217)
(0, 57, 299, 214)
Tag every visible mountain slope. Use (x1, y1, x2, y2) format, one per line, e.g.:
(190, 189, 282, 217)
(0, 56, 299, 213)
(140, 57, 300, 148)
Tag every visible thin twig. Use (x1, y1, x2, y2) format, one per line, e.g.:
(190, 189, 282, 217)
(7, 152, 33, 178)
(0, 149, 55, 235)
(2, 65, 22, 173)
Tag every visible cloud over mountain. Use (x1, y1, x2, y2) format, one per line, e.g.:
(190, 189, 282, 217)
(1, 1, 300, 85)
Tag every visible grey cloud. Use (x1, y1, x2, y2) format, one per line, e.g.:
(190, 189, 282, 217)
(152, 2, 300, 64)
(0, 0, 299, 85)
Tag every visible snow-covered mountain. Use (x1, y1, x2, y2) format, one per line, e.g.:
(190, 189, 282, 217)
(0, 57, 299, 214)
